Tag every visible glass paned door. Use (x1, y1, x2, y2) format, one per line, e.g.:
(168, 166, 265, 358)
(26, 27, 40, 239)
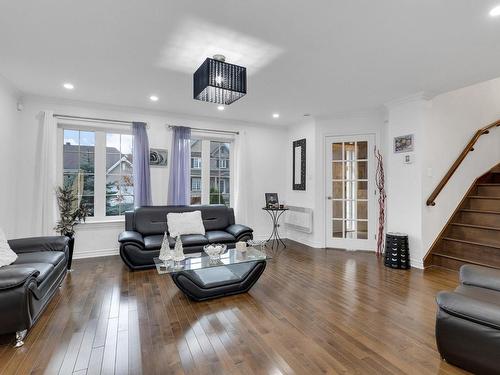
(326, 135, 375, 250)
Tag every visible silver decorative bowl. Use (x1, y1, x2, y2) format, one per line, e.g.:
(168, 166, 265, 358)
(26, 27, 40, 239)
(203, 244, 227, 260)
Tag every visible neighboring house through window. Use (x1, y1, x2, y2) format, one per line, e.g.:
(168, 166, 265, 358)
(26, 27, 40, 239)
(190, 137, 232, 206)
(61, 127, 134, 219)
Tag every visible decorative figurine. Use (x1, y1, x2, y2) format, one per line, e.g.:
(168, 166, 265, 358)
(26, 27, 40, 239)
(173, 236, 185, 261)
(159, 231, 172, 262)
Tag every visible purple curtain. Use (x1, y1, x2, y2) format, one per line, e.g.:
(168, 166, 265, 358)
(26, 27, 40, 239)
(132, 122, 152, 207)
(168, 126, 191, 205)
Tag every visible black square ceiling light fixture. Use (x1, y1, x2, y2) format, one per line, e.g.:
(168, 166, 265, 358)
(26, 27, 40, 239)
(193, 55, 247, 105)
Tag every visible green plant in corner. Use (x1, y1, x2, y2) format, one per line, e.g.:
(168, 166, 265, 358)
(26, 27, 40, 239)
(54, 184, 90, 236)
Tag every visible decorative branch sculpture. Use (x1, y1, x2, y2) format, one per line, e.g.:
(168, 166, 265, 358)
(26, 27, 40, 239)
(374, 147, 386, 257)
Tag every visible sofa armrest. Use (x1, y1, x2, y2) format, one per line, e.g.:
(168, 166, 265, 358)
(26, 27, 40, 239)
(437, 291, 500, 330)
(225, 224, 253, 239)
(460, 265, 500, 292)
(118, 231, 145, 247)
(0, 267, 39, 290)
(8, 236, 69, 254)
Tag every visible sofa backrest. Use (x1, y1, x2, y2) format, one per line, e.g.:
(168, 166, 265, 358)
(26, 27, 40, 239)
(126, 205, 236, 235)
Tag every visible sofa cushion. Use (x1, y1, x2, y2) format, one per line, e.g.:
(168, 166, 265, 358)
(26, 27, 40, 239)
(0, 228, 17, 267)
(167, 211, 205, 238)
(168, 234, 209, 248)
(7, 263, 54, 285)
(144, 235, 164, 250)
(14, 251, 65, 267)
(0, 266, 39, 290)
(205, 231, 236, 244)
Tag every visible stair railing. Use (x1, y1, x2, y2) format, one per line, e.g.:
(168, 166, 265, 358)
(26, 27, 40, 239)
(426, 119, 500, 206)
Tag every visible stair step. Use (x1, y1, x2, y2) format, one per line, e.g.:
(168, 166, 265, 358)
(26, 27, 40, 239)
(450, 222, 500, 231)
(477, 183, 500, 186)
(468, 195, 500, 199)
(460, 209, 500, 215)
(442, 237, 500, 249)
(432, 252, 500, 270)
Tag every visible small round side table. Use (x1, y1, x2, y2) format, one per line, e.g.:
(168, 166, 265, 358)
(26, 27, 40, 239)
(262, 207, 288, 249)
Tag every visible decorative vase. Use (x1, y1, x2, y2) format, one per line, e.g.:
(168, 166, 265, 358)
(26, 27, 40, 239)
(158, 231, 172, 262)
(173, 236, 185, 261)
(65, 233, 75, 271)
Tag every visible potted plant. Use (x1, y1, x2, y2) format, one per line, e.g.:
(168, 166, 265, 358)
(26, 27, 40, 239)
(54, 185, 90, 271)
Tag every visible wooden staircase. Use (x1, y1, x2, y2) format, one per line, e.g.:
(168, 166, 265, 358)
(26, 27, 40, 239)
(424, 164, 500, 270)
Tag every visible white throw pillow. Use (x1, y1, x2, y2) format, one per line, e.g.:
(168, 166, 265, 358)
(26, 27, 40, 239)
(0, 228, 17, 267)
(167, 211, 205, 238)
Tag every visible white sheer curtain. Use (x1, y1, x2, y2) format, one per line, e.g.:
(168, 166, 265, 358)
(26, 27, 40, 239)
(34, 110, 58, 235)
(233, 130, 249, 224)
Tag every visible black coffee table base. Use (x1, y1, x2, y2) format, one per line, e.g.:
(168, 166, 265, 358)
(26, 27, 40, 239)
(171, 260, 266, 301)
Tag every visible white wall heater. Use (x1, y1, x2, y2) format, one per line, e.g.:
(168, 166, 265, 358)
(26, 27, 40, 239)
(285, 206, 313, 233)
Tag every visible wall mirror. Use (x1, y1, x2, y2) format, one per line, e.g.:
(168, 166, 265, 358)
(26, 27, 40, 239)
(292, 138, 306, 190)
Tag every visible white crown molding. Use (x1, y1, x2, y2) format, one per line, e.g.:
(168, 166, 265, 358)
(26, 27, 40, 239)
(0, 73, 22, 99)
(384, 92, 434, 110)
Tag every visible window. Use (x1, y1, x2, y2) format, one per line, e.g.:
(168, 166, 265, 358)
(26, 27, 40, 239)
(191, 157, 202, 169)
(61, 127, 134, 219)
(106, 133, 134, 216)
(190, 138, 232, 206)
(63, 130, 95, 216)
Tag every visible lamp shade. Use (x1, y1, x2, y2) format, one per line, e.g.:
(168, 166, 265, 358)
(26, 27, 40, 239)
(193, 57, 247, 105)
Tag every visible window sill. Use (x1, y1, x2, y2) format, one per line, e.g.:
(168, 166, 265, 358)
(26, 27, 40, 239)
(75, 217, 125, 229)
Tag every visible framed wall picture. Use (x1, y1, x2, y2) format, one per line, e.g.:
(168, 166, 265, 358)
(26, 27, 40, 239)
(265, 193, 279, 208)
(149, 148, 168, 167)
(292, 138, 306, 190)
(394, 134, 414, 153)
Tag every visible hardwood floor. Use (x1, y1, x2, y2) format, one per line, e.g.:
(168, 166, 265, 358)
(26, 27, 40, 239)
(0, 241, 468, 375)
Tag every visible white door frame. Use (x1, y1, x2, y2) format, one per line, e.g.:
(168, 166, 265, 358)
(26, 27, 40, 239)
(324, 133, 376, 251)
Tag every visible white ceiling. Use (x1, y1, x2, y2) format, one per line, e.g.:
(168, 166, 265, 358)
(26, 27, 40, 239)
(2, 0, 500, 125)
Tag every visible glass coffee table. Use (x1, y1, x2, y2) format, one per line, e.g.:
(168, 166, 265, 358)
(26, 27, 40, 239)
(153, 247, 269, 301)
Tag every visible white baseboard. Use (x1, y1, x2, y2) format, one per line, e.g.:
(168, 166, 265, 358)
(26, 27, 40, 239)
(73, 248, 119, 260)
(410, 258, 424, 269)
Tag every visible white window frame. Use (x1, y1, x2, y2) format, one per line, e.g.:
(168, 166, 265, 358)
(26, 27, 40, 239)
(190, 132, 234, 207)
(57, 120, 133, 222)
(191, 177, 201, 191)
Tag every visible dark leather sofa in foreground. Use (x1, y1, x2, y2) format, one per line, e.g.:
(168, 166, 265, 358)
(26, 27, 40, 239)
(0, 236, 69, 347)
(436, 265, 500, 375)
(118, 205, 253, 270)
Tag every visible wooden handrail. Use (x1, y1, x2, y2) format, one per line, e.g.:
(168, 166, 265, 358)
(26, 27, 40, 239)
(426, 119, 500, 206)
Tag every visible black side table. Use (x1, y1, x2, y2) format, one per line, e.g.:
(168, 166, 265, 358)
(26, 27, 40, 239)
(262, 207, 288, 248)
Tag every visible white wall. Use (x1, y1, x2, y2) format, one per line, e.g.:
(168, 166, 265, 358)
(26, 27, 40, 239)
(17, 95, 287, 258)
(386, 78, 500, 268)
(285, 111, 386, 249)
(385, 96, 431, 268)
(0, 75, 20, 236)
(422, 79, 500, 254)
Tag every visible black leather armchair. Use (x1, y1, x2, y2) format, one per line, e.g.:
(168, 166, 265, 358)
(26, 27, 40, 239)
(436, 265, 500, 375)
(0, 236, 69, 347)
(118, 205, 253, 270)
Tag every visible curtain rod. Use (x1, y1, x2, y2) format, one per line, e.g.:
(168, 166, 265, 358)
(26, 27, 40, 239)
(53, 114, 139, 126)
(167, 125, 239, 135)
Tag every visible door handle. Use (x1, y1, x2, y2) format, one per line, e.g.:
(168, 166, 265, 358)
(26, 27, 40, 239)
(326, 196, 332, 200)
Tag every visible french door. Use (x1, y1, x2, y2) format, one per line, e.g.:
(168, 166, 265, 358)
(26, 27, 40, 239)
(325, 135, 375, 250)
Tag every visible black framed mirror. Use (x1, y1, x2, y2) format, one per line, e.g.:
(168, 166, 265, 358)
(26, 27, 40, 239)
(292, 138, 306, 190)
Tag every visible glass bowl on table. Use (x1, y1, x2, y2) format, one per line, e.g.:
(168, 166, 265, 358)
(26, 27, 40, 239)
(203, 244, 227, 260)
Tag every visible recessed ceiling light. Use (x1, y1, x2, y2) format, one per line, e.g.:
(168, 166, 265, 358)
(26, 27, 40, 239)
(490, 5, 500, 16)
(150, 95, 159, 102)
(63, 82, 74, 90)
(273, 113, 280, 118)
(217, 105, 225, 111)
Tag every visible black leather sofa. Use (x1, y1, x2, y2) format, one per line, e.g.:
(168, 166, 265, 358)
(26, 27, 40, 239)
(118, 205, 253, 270)
(436, 265, 500, 375)
(0, 236, 69, 347)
